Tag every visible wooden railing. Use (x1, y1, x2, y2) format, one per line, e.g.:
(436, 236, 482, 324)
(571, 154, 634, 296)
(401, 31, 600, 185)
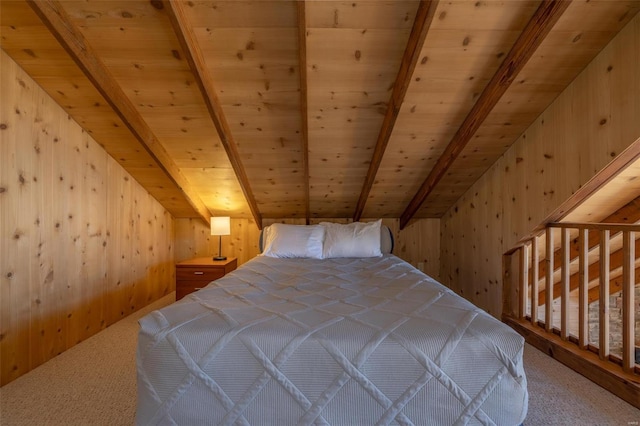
(502, 222, 640, 407)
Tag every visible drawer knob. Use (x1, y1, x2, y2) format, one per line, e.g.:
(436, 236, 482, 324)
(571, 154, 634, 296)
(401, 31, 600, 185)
(193, 271, 204, 275)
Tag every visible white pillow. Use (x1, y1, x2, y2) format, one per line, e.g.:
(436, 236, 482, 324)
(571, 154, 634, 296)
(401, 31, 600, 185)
(320, 220, 382, 258)
(261, 223, 325, 259)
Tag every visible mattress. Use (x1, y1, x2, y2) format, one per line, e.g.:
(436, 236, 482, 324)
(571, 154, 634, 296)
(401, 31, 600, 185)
(136, 255, 527, 425)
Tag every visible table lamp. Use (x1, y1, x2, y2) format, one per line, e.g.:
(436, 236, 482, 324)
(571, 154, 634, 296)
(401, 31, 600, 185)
(210, 217, 230, 261)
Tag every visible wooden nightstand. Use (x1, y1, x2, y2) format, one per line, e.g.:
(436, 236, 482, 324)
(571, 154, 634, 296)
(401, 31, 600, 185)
(175, 257, 237, 300)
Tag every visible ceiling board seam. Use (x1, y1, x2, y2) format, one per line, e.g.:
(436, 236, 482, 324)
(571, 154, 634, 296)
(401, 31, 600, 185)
(164, 0, 263, 228)
(26, 0, 212, 224)
(399, 0, 572, 230)
(353, 0, 440, 222)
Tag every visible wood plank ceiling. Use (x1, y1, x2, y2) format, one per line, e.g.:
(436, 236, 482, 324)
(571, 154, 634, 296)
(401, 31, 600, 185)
(2, 0, 639, 229)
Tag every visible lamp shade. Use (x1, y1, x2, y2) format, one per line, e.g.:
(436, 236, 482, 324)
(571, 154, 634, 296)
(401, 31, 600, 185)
(210, 217, 231, 236)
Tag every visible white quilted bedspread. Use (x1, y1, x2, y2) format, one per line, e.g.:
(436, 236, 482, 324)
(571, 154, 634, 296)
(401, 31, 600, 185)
(136, 255, 527, 425)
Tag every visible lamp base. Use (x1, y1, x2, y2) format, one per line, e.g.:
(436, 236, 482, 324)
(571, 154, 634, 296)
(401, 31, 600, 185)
(213, 256, 227, 261)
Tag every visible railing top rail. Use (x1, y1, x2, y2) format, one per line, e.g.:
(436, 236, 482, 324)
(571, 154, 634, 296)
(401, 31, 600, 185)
(502, 221, 640, 256)
(548, 222, 640, 232)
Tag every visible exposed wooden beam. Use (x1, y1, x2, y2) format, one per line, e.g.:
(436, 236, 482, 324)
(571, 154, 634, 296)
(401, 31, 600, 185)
(297, 1, 311, 225)
(399, 0, 571, 229)
(164, 0, 263, 229)
(26, 0, 212, 224)
(353, 0, 439, 222)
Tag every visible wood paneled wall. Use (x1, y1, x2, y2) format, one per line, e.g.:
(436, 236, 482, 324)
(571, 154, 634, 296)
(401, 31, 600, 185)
(440, 13, 640, 318)
(175, 217, 440, 279)
(0, 52, 175, 385)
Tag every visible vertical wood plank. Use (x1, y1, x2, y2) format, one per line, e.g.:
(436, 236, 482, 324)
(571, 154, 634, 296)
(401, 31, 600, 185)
(621, 230, 635, 372)
(1, 59, 30, 382)
(560, 227, 570, 340)
(599, 229, 610, 360)
(578, 228, 589, 349)
(395, 218, 440, 279)
(531, 236, 539, 326)
(28, 82, 49, 369)
(296, 0, 310, 224)
(545, 227, 554, 332)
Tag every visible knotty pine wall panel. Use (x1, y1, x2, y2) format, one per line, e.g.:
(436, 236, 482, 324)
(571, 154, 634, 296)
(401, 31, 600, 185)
(395, 219, 441, 281)
(440, 13, 640, 318)
(0, 52, 174, 385)
(175, 218, 440, 280)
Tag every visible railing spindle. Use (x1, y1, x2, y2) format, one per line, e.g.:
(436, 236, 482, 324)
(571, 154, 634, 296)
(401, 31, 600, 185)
(531, 236, 539, 326)
(561, 227, 570, 340)
(622, 230, 635, 373)
(578, 228, 589, 349)
(545, 227, 554, 332)
(519, 244, 529, 320)
(599, 229, 610, 361)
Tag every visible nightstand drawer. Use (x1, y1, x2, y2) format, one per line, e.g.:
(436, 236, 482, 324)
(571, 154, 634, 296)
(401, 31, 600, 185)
(176, 267, 225, 282)
(175, 257, 237, 300)
(176, 281, 209, 300)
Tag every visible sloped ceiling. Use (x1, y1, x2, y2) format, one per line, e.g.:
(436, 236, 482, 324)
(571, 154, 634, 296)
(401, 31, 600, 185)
(2, 0, 639, 229)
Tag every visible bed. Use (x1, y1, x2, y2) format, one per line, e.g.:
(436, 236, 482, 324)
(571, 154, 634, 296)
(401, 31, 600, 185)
(136, 221, 528, 425)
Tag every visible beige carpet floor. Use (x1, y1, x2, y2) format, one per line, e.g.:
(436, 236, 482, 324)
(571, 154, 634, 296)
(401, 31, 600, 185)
(1, 292, 638, 425)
